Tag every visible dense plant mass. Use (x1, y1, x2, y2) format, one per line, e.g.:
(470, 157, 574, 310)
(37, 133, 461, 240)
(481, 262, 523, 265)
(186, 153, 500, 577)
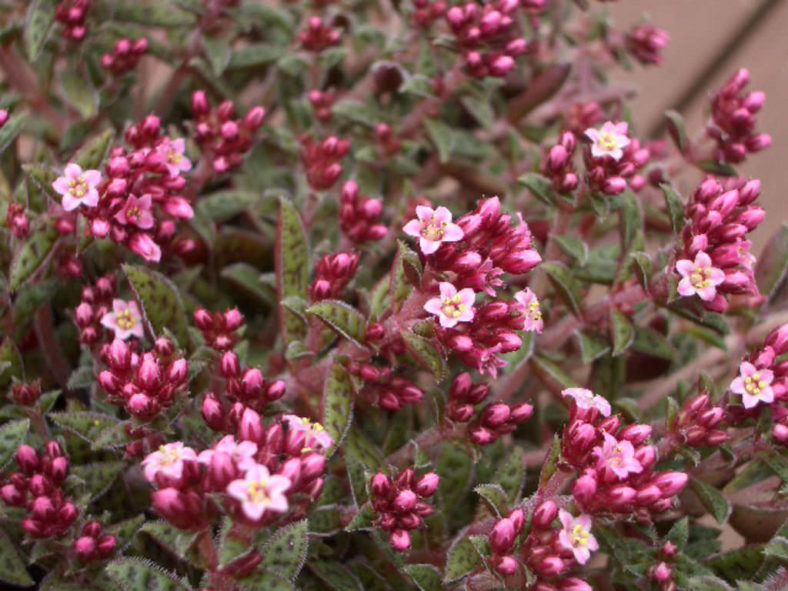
(0, 0, 787, 589)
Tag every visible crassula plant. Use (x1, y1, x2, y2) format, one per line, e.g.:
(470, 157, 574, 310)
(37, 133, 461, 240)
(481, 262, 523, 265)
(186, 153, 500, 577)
(0, 0, 787, 590)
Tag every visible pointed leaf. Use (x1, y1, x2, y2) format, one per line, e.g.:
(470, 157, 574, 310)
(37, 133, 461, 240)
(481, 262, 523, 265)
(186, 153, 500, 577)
(260, 519, 308, 581)
(239, 570, 295, 591)
(518, 173, 557, 207)
(71, 461, 125, 500)
(690, 477, 731, 525)
(105, 558, 190, 591)
(494, 445, 525, 503)
(9, 224, 59, 291)
(217, 518, 250, 569)
(49, 412, 118, 443)
(123, 264, 190, 348)
(401, 330, 446, 381)
(0, 529, 33, 586)
(307, 300, 367, 347)
(610, 308, 635, 357)
(542, 262, 582, 316)
(390, 240, 421, 311)
(139, 521, 199, 562)
(660, 183, 685, 235)
(308, 560, 363, 591)
(474, 483, 508, 516)
(404, 564, 442, 591)
(0, 419, 30, 471)
(443, 537, 478, 583)
(755, 223, 788, 301)
(665, 110, 689, 152)
(105, 514, 145, 553)
(24, 0, 55, 61)
(424, 118, 453, 163)
(322, 362, 354, 456)
(575, 330, 611, 364)
(554, 235, 588, 265)
(0, 112, 28, 154)
(530, 354, 578, 391)
(197, 190, 259, 222)
(276, 198, 310, 344)
(75, 129, 115, 169)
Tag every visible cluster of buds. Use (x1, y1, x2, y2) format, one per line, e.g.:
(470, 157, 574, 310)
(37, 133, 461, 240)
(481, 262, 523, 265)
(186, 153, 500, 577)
(374, 123, 402, 156)
(542, 131, 579, 193)
(583, 121, 650, 195)
(298, 16, 342, 52)
(308, 89, 336, 122)
(669, 391, 729, 447)
(445, 372, 490, 421)
(488, 502, 595, 590)
(339, 181, 387, 243)
(144, 409, 331, 530)
(347, 361, 424, 411)
(97, 337, 189, 420)
(5, 202, 30, 239)
(10, 381, 41, 407)
(625, 25, 669, 67)
(561, 388, 688, 517)
(707, 68, 770, 164)
(194, 307, 243, 351)
(73, 521, 117, 562)
(445, 0, 530, 78)
(0, 442, 78, 538)
(370, 468, 439, 550)
(206, 349, 286, 417)
(55, 0, 90, 41)
(674, 176, 763, 312)
(101, 38, 148, 75)
(410, 0, 447, 29)
(299, 135, 349, 191)
(191, 91, 265, 173)
(468, 401, 533, 445)
(564, 102, 603, 136)
(74, 277, 146, 345)
(310, 251, 360, 301)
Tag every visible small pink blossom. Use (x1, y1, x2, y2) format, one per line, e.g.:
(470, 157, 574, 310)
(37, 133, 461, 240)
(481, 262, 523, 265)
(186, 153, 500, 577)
(115, 194, 155, 229)
(157, 138, 192, 177)
(198, 435, 258, 471)
(514, 288, 543, 333)
(676, 251, 725, 301)
(730, 361, 775, 409)
(226, 464, 291, 521)
(584, 121, 631, 161)
(424, 282, 476, 328)
(281, 415, 334, 453)
(593, 432, 643, 480)
(142, 442, 197, 482)
(52, 163, 102, 211)
(100, 299, 144, 340)
(128, 232, 162, 263)
(562, 388, 612, 417)
(403, 205, 464, 255)
(557, 509, 598, 565)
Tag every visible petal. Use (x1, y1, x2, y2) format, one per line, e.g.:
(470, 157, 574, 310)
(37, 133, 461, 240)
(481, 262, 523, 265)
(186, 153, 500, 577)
(439, 282, 457, 299)
(558, 509, 572, 529)
(424, 298, 443, 316)
(438, 315, 458, 329)
(587, 535, 599, 552)
(433, 206, 453, 223)
(226, 480, 248, 501)
(729, 378, 745, 395)
(52, 177, 71, 195)
(609, 148, 624, 160)
(759, 368, 775, 383)
(741, 393, 758, 409)
(83, 189, 100, 208)
(457, 288, 476, 306)
(61, 194, 80, 211)
(415, 205, 434, 221)
(267, 493, 289, 513)
(242, 501, 266, 521)
(584, 129, 599, 142)
(760, 386, 775, 404)
(172, 138, 185, 152)
(696, 285, 717, 301)
(740, 362, 757, 377)
(138, 210, 155, 230)
(707, 268, 726, 285)
(590, 145, 606, 159)
(695, 251, 712, 268)
(442, 223, 464, 242)
(419, 237, 440, 255)
(675, 259, 695, 276)
(677, 278, 696, 297)
(457, 308, 475, 323)
(100, 312, 117, 330)
(82, 169, 102, 186)
(575, 547, 591, 565)
(402, 219, 422, 237)
(64, 163, 83, 178)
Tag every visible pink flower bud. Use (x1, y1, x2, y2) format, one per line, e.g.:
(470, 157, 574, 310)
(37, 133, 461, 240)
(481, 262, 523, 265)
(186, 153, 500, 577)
(481, 404, 511, 427)
(16, 445, 39, 474)
(96, 534, 117, 557)
(532, 500, 558, 529)
(74, 536, 96, 560)
(619, 424, 652, 445)
(495, 555, 518, 575)
(243, 106, 265, 130)
(371, 473, 392, 497)
(560, 578, 593, 591)
(414, 472, 439, 497)
(653, 472, 688, 496)
(300, 453, 326, 481)
(0, 484, 24, 506)
(489, 518, 516, 554)
(536, 556, 564, 576)
(238, 407, 264, 443)
(389, 529, 411, 551)
(167, 359, 188, 384)
(393, 489, 418, 512)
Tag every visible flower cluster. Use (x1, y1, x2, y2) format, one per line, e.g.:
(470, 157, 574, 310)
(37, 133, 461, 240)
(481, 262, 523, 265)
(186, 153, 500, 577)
(5, 202, 30, 239)
(675, 176, 764, 311)
(347, 360, 424, 411)
(55, 0, 91, 41)
(370, 468, 439, 550)
(310, 251, 360, 301)
(542, 131, 579, 194)
(626, 25, 669, 66)
(101, 38, 148, 75)
(10, 381, 41, 406)
(584, 121, 650, 195)
(73, 521, 117, 562)
(72, 274, 118, 344)
(670, 392, 729, 448)
(194, 306, 244, 351)
(299, 135, 350, 191)
(339, 180, 388, 243)
(0, 442, 78, 538)
(298, 16, 342, 52)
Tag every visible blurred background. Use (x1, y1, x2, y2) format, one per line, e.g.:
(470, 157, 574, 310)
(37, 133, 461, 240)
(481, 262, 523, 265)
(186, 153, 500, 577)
(608, 0, 788, 252)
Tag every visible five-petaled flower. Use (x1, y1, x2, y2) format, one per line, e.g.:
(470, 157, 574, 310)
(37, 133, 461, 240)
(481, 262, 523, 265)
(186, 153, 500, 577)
(593, 432, 643, 480)
(730, 361, 775, 409)
(403, 205, 464, 255)
(100, 299, 144, 340)
(226, 464, 291, 521)
(52, 163, 102, 211)
(142, 442, 197, 482)
(514, 288, 544, 333)
(585, 121, 631, 161)
(557, 510, 598, 565)
(676, 251, 725, 302)
(281, 415, 334, 453)
(424, 282, 476, 328)
(115, 194, 155, 229)
(198, 435, 258, 471)
(157, 138, 192, 178)
(562, 388, 612, 417)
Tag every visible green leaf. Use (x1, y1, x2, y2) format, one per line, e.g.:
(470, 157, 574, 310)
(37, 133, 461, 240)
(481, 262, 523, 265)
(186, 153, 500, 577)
(9, 224, 59, 291)
(75, 129, 115, 169)
(424, 118, 453, 163)
(321, 362, 354, 456)
(0, 418, 30, 470)
(667, 516, 690, 549)
(698, 161, 738, 177)
(690, 477, 731, 524)
(443, 537, 478, 583)
(494, 445, 525, 503)
(554, 235, 588, 265)
(631, 325, 678, 360)
(0, 529, 33, 586)
(530, 354, 578, 391)
(755, 223, 788, 301)
(401, 330, 446, 381)
(460, 95, 495, 128)
(216, 519, 250, 569)
(197, 190, 259, 222)
(345, 503, 376, 532)
(687, 575, 735, 591)
(92, 421, 130, 451)
(518, 173, 557, 207)
(575, 330, 611, 364)
(618, 192, 643, 249)
(306, 300, 367, 347)
(437, 442, 473, 513)
(71, 461, 125, 500)
(404, 564, 443, 591)
(542, 262, 583, 316)
(539, 434, 561, 489)
(203, 35, 231, 76)
(474, 483, 508, 516)
(123, 264, 191, 348)
(665, 110, 689, 152)
(260, 519, 308, 581)
(105, 558, 190, 591)
(227, 44, 283, 70)
(24, 0, 55, 61)
(660, 183, 685, 235)
(105, 514, 145, 553)
(763, 536, 788, 560)
(0, 338, 24, 389)
(609, 308, 635, 357)
(50, 411, 118, 442)
(220, 263, 273, 306)
(239, 570, 295, 591)
(0, 112, 28, 154)
(308, 560, 363, 591)
(139, 521, 199, 562)
(113, 3, 197, 27)
(62, 69, 98, 118)
(390, 240, 421, 311)
(276, 197, 309, 345)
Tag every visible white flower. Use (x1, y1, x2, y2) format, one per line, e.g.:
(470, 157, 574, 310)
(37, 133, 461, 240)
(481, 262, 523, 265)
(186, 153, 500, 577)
(730, 361, 775, 409)
(403, 205, 464, 255)
(52, 163, 102, 211)
(142, 442, 197, 482)
(100, 299, 144, 340)
(424, 282, 476, 328)
(585, 121, 631, 161)
(557, 510, 598, 565)
(226, 464, 291, 521)
(514, 288, 543, 333)
(676, 251, 725, 302)
(562, 388, 611, 417)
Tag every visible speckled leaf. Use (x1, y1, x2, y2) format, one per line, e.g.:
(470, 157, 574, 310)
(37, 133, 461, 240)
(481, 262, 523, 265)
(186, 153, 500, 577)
(539, 434, 561, 489)
(610, 308, 634, 357)
(197, 190, 258, 222)
(474, 484, 508, 516)
(276, 198, 309, 344)
(404, 564, 442, 591)
(227, 44, 283, 70)
(690, 477, 731, 525)
(390, 240, 421, 311)
(437, 442, 473, 513)
(345, 503, 376, 531)
(0, 112, 28, 154)
(92, 421, 130, 450)
(542, 262, 582, 316)
(0, 529, 33, 586)
(0, 419, 30, 471)
(530, 354, 578, 391)
(519, 173, 557, 207)
(575, 330, 611, 364)
(424, 118, 453, 163)
(755, 223, 788, 301)
(71, 461, 125, 500)
(307, 300, 367, 347)
(0, 338, 23, 389)
(105, 558, 190, 591)
(443, 537, 478, 583)
(260, 519, 308, 581)
(123, 264, 190, 348)
(113, 4, 196, 27)
(239, 570, 295, 591)
(660, 183, 685, 235)
(402, 330, 446, 381)
(75, 129, 115, 169)
(24, 0, 55, 61)
(321, 362, 354, 456)
(9, 224, 59, 291)
(665, 110, 689, 152)
(686, 575, 734, 591)
(49, 412, 118, 442)
(221, 263, 274, 306)
(308, 560, 363, 591)
(139, 521, 199, 562)
(105, 514, 145, 553)
(554, 235, 588, 265)
(216, 518, 250, 569)
(494, 445, 525, 503)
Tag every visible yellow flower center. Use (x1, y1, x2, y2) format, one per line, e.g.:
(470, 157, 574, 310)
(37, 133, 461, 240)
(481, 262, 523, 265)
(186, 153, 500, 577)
(572, 524, 590, 546)
(744, 373, 766, 395)
(116, 309, 137, 330)
(126, 206, 140, 221)
(168, 150, 182, 164)
(441, 294, 466, 319)
(690, 267, 714, 289)
(527, 301, 542, 321)
(247, 479, 270, 504)
(68, 176, 89, 198)
(598, 132, 619, 151)
(421, 217, 447, 241)
(157, 445, 180, 465)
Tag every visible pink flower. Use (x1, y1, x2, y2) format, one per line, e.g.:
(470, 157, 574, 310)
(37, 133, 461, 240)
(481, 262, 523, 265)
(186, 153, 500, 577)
(198, 435, 258, 471)
(52, 163, 102, 211)
(424, 282, 476, 328)
(128, 232, 162, 263)
(100, 299, 144, 340)
(584, 121, 631, 161)
(593, 432, 643, 480)
(157, 138, 192, 177)
(142, 442, 197, 482)
(226, 464, 291, 521)
(730, 361, 775, 409)
(514, 288, 543, 333)
(115, 194, 155, 229)
(676, 251, 725, 302)
(557, 510, 598, 565)
(562, 388, 612, 417)
(281, 415, 334, 453)
(403, 205, 464, 255)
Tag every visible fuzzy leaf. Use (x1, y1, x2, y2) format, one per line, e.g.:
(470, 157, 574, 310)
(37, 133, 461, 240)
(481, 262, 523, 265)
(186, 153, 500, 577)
(755, 223, 788, 301)
(631, 325, 678, 360)
(139, 521, 199, 563)
(402, 330, 446, 381)
(494, 445, 525, 503)
(0, 112, 28, 154)
(610, 308, 635, 357)
(260, 519, 309, 581)
(665, 110, 689, 152)
(390, 240, 422, 311)
(0, 338, 24, 389)
(9, 224, 59, 291)
(321, 362, 354, 456)
(0, 418, 30, 471)
(687, 575, 735, 591)
(404, 564, 443, 591)
(530, 354, 578, 391)
(542, 262, 583, 316)
(71, 461, 125, 501)
(308, 560, 363, 591)
(554, 235, 588, 265)
(276, 197, 310, 345)
(444, 537, 478, 583)
(690, 477, 731, 525)
(519, 173, 557, 207)
(123, 264, 190, 348)
(660, 183, 685, 235)
(216, 518, 250, 569)
(105, 514, 145, 553)
(75, 129, 115, 169)
(345, 503, 376, 532)
(0, 528, 33, 586)
(239, 571, 295, 591)
(197, 190, 259, 222)
(474, 483, 508, 516)
(437, 442, 473, 513)
(113, 3, 197, 27)
(49, 411, 118, 442)
(424, 118, 453, 163)
(307, 300, 367, 347)
(227, 44, 283, 70)
(221, 263, 273, 306)
(105, 558, 190, 591)
(576, 330, 611, 364)
(539, 434, 562, 489)
(62, 69, 97, 118)
(24, 0, 55, 60)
